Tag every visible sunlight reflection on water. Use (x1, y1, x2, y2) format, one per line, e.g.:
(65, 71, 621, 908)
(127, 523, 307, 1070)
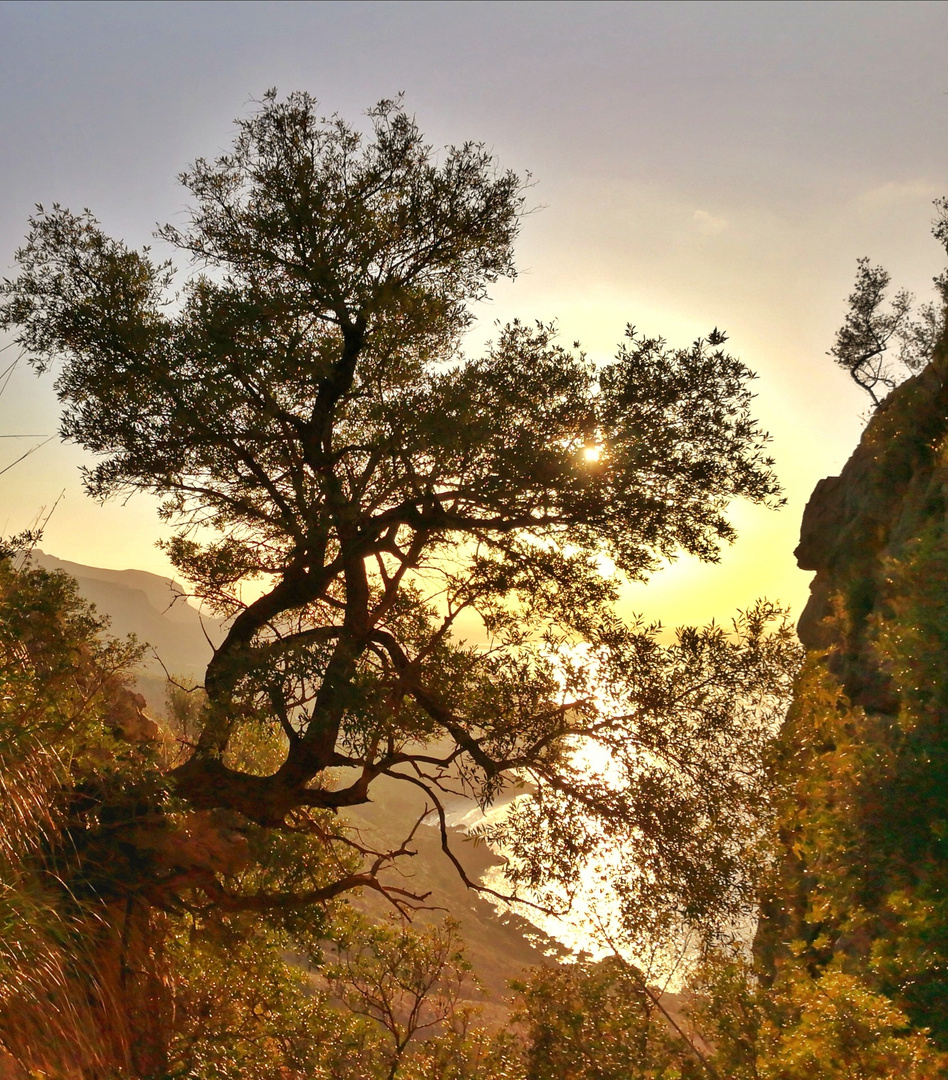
(422, 756, 756, 991)
(422, 788, 688, 981)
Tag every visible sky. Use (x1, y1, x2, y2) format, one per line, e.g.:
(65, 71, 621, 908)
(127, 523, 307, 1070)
(0, 0, 945, 630)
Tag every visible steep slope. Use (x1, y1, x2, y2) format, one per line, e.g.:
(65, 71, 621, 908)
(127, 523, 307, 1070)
(758, 330, 948, 1042)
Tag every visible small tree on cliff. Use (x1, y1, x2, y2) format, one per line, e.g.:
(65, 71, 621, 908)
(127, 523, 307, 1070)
(829, 199, 948, 406)
(0, 91, 796, 936)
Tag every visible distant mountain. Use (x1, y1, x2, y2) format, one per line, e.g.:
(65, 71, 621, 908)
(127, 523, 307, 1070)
(26, 549, 221, 683)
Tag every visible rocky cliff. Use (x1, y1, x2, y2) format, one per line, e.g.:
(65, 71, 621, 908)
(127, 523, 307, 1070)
(795, 350, 948, 699)
(757, 328, 948, 1042)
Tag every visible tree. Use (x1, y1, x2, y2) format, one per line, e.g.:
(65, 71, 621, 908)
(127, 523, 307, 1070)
(0, 91, 797, 938)
(829, 200, 948, 406)
(327, 917, 484, 1080)
(510, 956, 702, 1080)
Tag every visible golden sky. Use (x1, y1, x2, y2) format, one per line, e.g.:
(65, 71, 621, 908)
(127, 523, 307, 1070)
(1, 0, 945, 630)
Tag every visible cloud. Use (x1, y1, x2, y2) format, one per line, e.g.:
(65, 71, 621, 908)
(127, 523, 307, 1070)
(693, 209, 728, 236)
(856, 180, 941, 210)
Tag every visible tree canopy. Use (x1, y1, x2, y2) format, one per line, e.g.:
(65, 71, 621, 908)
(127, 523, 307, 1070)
(0, 91, 796, 940)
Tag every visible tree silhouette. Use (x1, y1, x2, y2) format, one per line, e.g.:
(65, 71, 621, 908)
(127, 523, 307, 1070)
(0, 91, 797, 939)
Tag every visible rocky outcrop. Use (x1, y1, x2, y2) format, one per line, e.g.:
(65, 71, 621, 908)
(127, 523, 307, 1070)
(756, 330, 948, 1043)
(795, 351, 948, 703)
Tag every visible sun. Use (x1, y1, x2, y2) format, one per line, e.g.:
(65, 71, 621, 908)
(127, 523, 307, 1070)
(582, 444, 602, 463)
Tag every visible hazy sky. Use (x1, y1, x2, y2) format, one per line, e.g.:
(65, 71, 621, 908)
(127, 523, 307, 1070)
(1, 0, 945, 628)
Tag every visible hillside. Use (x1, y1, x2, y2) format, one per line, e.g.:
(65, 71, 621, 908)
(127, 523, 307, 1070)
(26, 550, 218, 683)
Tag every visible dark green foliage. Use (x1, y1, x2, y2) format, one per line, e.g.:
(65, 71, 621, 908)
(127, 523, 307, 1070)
(689, 949, 944, 1079)
(511, 958, 700, 1080)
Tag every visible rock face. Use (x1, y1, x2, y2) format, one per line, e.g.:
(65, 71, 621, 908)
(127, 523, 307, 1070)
(757, 331, 948, 1042)
(795, 355, 948, 677)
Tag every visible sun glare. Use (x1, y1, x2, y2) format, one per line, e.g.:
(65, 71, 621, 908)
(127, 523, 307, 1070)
(583, 444, 602, 462)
